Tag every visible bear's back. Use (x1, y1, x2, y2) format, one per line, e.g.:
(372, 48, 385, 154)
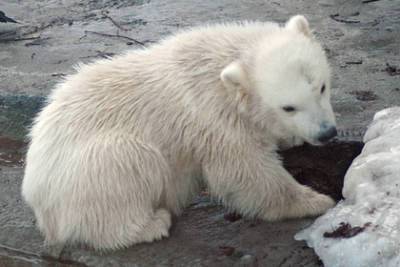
(30, 21, 282, 142)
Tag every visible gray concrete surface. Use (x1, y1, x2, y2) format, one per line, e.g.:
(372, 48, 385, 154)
(0, 0, 399, 266)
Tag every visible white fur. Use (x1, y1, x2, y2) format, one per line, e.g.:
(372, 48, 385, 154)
(22, 15, 336, 250)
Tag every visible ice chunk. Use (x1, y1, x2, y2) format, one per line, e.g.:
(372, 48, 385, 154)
(295, 107, 400, 267)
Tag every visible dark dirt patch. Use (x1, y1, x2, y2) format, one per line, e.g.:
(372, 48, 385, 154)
(281, 141, 364, 201)
(385, 63, 400, 76)
(323, 222, 371, 239)
(0, 137, 26, 151)
(218, 246, 235, 256)
(224, 212, 242, 222)
(0, 95, 45, 139)
(0, 137, 27, 166)
(350, 90, 378, 101)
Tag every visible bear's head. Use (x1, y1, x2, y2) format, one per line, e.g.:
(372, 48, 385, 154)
(220, 15, 336, 147)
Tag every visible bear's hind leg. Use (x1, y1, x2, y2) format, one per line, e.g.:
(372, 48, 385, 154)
(92, 207, 172, 250)
(33, 135, 175, 250)
(135, 208, 172, 243)
(79, 137, 174, 249)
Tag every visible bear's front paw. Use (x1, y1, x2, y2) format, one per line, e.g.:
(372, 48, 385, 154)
(261, 187, 335, 221)
(294, 188, 335, 218)
(307, 191, 335, 215)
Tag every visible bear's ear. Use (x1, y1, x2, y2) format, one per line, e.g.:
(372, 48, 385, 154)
(285, 15, 312, 37)
(220, 61, 249, 91)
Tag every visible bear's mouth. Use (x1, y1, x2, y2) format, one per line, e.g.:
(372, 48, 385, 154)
(296, 136, 320, 147)
(306, 140, 324, 146)
(304, 135, 337, 147)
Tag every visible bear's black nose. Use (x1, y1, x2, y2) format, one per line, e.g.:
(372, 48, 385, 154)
(317, 126, 337, 143)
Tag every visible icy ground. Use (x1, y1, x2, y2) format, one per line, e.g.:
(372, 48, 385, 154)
(296, 107, 400, 267)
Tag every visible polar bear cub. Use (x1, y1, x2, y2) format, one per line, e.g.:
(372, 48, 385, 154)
(22, 15, 337, 250)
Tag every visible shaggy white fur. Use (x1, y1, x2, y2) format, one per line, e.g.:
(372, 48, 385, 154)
(22, 15, 336, 250)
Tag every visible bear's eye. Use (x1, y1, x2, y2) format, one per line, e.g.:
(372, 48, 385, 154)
(321, 84, 326, 94)
(282, 106, 296, 112)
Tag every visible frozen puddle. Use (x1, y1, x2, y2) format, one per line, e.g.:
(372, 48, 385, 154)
(296, 107, 400, 267)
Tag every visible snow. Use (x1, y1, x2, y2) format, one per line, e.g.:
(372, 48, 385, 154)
(295, 107, 400, 267)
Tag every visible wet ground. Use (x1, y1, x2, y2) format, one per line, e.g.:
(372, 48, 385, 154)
(0, 0, 399, 266)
